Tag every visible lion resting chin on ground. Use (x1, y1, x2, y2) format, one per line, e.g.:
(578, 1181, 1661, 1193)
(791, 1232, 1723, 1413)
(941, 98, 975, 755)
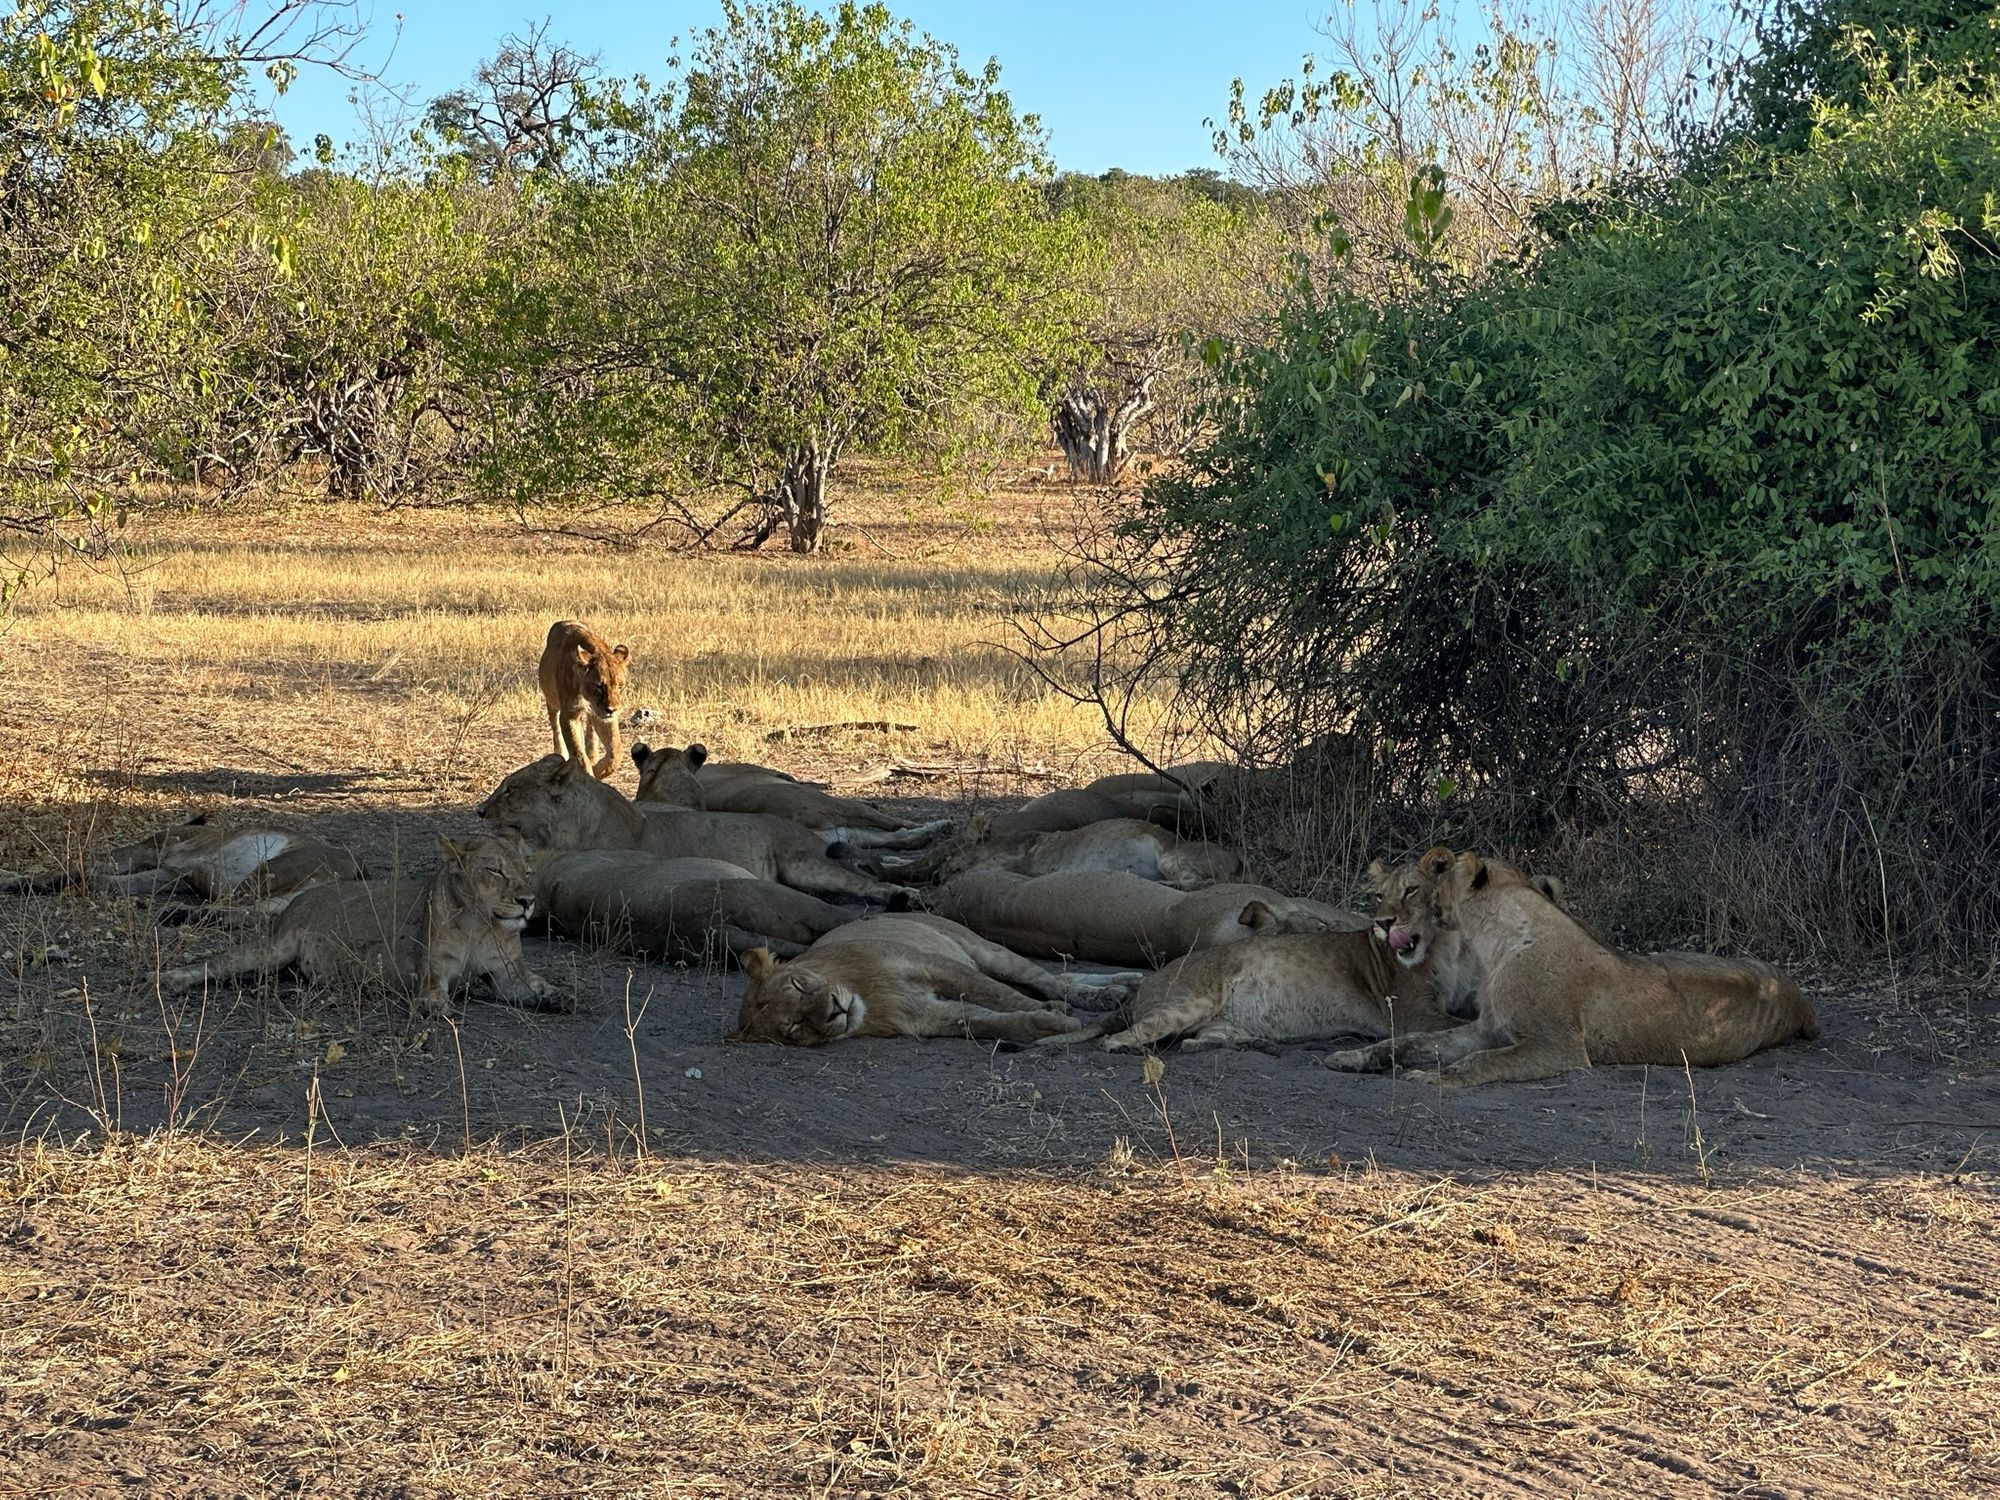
(1046, 917, 1452, 1053)
(729, 914, 1138, 1046)
(1327, 848, 1819, 1086)
(161, 834, 561, 1017)
(477, 756, 915, 905)
(533, 850, 856, 964)
(935, 867, 1367, 968)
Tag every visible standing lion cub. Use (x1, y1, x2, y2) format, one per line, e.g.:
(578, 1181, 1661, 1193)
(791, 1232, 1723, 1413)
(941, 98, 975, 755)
(538, 620, 633, 779)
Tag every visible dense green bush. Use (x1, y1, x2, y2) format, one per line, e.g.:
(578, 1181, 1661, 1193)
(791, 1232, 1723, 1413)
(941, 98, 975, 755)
(1074, 74, 2000, 953)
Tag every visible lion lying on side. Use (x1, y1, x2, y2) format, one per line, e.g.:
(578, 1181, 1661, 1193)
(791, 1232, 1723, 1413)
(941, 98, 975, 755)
(162, 834, 559, 1017)
(478, 757, 914, 905)
(729, 914, 1136, 1046)
(1327, 848, 1819, 1086)
(631, 743, 950, 850)
(533, 850, 856, 963)
(935, 868, 1367, 967)
(1, 814, 363, 914)
(1047, 921, 1453, 1053)
(889, 811, 1246, 890)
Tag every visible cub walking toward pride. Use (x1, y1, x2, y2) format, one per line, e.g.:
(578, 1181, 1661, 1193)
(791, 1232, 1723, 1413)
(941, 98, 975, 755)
(538, 620, 634, 779)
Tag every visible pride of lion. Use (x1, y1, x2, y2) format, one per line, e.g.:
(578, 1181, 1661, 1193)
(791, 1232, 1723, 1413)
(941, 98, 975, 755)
(8, 618, 1820, 1087)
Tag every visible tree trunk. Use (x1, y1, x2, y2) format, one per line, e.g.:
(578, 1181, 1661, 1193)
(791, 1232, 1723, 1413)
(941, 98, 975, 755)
(780, 449, 830, 554)
(1054, 377, 1155, 484)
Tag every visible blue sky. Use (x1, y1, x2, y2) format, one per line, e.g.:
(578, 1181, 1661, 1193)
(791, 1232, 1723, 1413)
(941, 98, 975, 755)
(258, 1, 1333, 176)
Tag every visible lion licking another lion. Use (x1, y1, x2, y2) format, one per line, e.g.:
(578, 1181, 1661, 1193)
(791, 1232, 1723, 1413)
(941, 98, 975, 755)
(17, 615, 1818, 1089)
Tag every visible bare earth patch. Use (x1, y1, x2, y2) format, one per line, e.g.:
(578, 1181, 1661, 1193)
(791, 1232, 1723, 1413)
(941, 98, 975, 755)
(2, 497, 1996, 1495)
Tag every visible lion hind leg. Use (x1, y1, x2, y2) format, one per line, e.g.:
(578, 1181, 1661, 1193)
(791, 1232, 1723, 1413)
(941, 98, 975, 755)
(822, 817, 953, 849)
(946, 933, 1119, 1009)
(1326, 1021, 1490, 1074)
(161, 932, 303, 993)
(910, 992, 1080, 1042)
(776, 854, 914, 906)
(929, 963, 1061, 1015)
(1435, 1034, 1590, 1087)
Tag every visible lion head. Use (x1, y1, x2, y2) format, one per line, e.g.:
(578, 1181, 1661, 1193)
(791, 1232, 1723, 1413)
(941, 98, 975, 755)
(630, 741, 707, 807)
(729, 947, 864, 1046)
(574, 638, 633, 720)
(426, 832, 536, 938)
(477, 756, 613, 852)
(1373, 847, 1564, 960)
(1368, 846, 1458, 967)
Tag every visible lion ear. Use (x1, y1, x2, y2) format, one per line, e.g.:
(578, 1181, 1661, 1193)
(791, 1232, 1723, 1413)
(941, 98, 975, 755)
(686, 743, 708, 769)
(966, 811, 990, 840)
(740, 948, 778, 981)
(1453, 852, 1488, 892)
(435, 835, 465, 861)
(551, 758, 580, 786)
(1366, 858, 1388, 881)
(1238, 899, 1278, 932)
(1533, 874, 1566, 905)
(573, 643, 593, 665)
(611, 643, 631, 661)
(630, 742, 651, 768)
(1420, 846, 1454, 880)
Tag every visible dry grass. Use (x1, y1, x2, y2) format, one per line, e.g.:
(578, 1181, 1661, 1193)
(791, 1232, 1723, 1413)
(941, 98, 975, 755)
(2, 1133, 1994, 1497)
(4, 482, 1140, 785)
(1, 479, 1996, 1495)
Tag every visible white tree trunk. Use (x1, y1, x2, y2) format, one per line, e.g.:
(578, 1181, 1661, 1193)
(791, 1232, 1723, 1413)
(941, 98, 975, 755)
(780, 450, 830, 554)
(1054, 378, 1154, 484)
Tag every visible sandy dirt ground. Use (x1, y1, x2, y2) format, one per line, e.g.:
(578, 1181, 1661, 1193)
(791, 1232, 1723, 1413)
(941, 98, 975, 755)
(2, 756, 1995, 1497)
(0, 507, 1995, 1496)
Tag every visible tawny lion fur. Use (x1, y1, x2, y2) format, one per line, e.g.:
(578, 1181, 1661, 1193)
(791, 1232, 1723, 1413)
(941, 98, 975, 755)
(1326, 847, 1820, 1086)
(630, 742, 950, 851)
(162, 834, 559, 1017)
(1046, 902, 1452, 1053)
(934, 867, 1368, 968)
(729, 914, 1137, 1046)
(537, 620, 633, 779)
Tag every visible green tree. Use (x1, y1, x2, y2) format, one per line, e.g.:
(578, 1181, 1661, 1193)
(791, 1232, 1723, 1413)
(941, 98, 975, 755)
(0, 0, 360, 600)
(221, 162, 503, 501)
(575, 0, 1078, 552)
(1720, 0, 1999, 154)
(1047, 170, 1279, 482)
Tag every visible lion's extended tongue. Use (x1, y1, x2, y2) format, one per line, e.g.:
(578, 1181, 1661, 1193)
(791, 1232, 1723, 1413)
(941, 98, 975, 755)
(1387, 925, 1415, 953)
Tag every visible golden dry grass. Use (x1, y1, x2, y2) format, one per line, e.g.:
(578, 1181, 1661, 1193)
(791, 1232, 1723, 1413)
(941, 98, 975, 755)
(2, 1133, 1993, 1496)
(1, 481, 1995, 1496)
(5, 483, 1141, 787)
